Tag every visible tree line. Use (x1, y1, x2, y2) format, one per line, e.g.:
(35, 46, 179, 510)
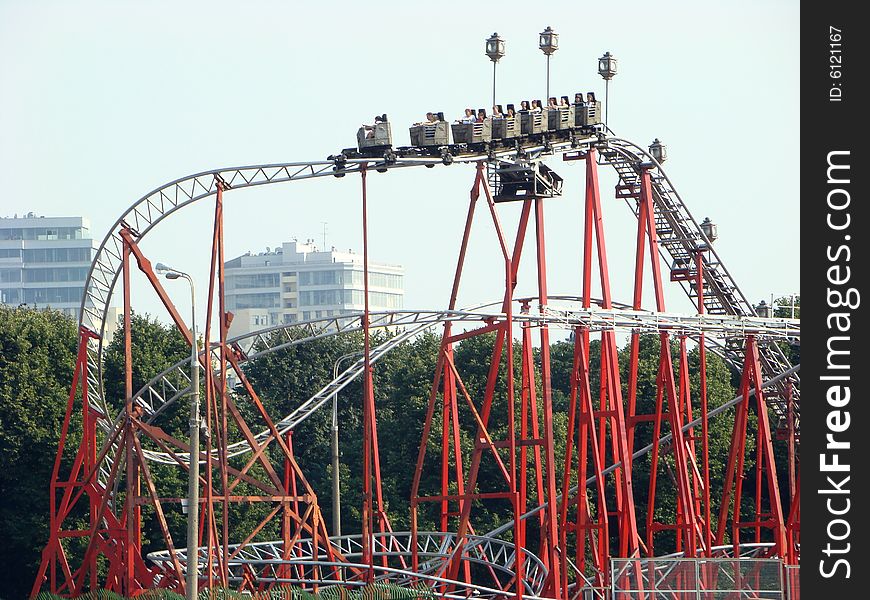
(0, 304, 797, 598)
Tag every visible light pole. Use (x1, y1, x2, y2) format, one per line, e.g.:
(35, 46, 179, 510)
(485, 33, 505, 112)
(331, 350, 365, 538)
(156, 262, 199, 600)
(598, 51, 617, 128)
(539, 26, 558, 102)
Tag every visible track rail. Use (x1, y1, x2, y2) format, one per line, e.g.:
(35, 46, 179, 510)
(78, 134, 798, 430)
(101, 304, 795, 472)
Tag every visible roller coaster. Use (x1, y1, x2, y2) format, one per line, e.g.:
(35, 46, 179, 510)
(31, 90, 800, 599)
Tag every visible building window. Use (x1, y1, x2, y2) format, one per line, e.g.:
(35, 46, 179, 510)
(0, 288, 21, 303)
(22, 248, 91, 263)
(0, 269, 22, 283)
(229, 273, 280, 289)
(22, 266, 90, 283)
(229, 293, 280, 309)
(23, 286, 85, 304)
(299, 270, 344, 286)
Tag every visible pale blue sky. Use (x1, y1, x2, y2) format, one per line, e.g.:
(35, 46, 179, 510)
(1, 0, 799, 328)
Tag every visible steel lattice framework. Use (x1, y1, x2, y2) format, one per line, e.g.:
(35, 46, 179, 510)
(31, 131, 800, 600)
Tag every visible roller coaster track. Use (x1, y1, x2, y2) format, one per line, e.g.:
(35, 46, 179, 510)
(599, 138, 799, 435)
(78, 133, 798, 436)
(147, 531, 550, 599)
(117, 302, 795, 470)
(71, 132, 801, 576)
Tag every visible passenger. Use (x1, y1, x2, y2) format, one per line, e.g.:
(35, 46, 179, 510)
(574, 92, 585, 104)
(586, 92, 597, 103)
(548, 97, 558, 108)
(531, 100, 543, 113)
(415, 112, 438, 126)
(520, 100, 531, 112)
(492, 104, 504, 118)
(506, 104, 516, 118)
(456, 107, 476, 124)
(361, 115, 383, 139)
(560, 95, 570, 107)
(476, 108, 487, 123)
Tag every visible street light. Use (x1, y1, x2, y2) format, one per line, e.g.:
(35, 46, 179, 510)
(539, 26, 559, 102)
(700, 217, 718, 244)
(485, 32, 505, 112)
(597, 51, 617, 128)
(331, 350, 365, 538)
(156, 262, 199, 600)
(649, 138, 667, 163)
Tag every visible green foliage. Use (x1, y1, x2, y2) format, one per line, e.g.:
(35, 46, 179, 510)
(32, 582, 435, 600)
(0, 306, 79, 600)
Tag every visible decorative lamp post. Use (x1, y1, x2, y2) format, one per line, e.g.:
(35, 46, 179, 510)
(539, 26, 559, 101)
(156, 262, 199, 600)
(598, 51, 617, 128)
(485, 32, 506, 111)
(649, 138, 667, 163)
(700, 217, 718, 244)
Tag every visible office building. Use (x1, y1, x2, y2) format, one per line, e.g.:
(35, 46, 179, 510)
(0, 213, 119, 337)
(224, 239, 404, 338)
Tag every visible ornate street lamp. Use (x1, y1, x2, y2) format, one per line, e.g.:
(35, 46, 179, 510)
(598, 51, 617, 128)
(700, 217, 718, 244)
(649, 138, 667, 163)
(485, 32, 506, 110)
(539, 26, 559, 101)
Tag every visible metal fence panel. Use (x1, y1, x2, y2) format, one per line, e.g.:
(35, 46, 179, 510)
(611, 558, 786, 600)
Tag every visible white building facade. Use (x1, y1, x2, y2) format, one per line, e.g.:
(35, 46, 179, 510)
(224, 240, 404, 339)
(0, 214, 95, 319)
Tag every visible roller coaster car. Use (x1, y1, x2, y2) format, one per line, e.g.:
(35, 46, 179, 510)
(451, 120, 492, 146)
(493, 162, 564, 202)
(491, 116, 521, 141)
(357, 115, 393, 155)
(546, 106, 574, 131)
(520, 111, 545, 136)
(409, 118, 451, 149)
(574, 101, 602, 127)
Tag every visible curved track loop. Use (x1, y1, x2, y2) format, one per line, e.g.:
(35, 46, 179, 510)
(148, 531, 549, 599)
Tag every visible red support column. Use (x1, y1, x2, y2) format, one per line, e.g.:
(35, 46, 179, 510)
(715, 336, 787, 557)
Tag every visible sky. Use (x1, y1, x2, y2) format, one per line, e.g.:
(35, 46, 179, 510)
(0, 0, 799, 335)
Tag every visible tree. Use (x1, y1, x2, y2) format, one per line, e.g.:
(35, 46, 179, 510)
(0, 306, 79, 599)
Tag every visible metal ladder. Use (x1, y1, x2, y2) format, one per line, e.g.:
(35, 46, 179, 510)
(599, 140, 799, 438)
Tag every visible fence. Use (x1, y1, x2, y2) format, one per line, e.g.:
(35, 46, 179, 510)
(610, 558, 793, 599)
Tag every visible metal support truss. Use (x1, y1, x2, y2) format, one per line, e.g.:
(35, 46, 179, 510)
(32, 129, 799, 598)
